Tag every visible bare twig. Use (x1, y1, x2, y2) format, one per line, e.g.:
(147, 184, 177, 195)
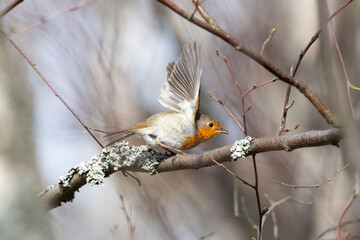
(216, 49, 243, 96)
(10, 0, 91, 36)
(260, 28, 276, 56)
(208, 91, 245, 133)
(264, 194, 279, 239)
(3, 31, 104, 148)
(211, 155, 252, 187)
(337, 175, 359, 240)
(262, 195, 313, 236)
(242, 78, 278, 98)
(276, 0, 353, 134)
(157, 0, 340, 127)
(191, 0, 217, 26)
(240, 197, 255, 224)
(325, 1, 355, 116)
(252, 155, 264, 240)
(279, 122, 300, 135)
(243, 105, 253, 116)
(233, 179, 240, 217)
(211, 154, 266, 239)
(315, 219, 360, 240)
(119, 195, 135, 240)
(110, 225, 119, 240)
(215, 50, 248, 134)
(274, 163, 349, 188)
(199, 231, 216, 240)
(0, 0, 23, 19)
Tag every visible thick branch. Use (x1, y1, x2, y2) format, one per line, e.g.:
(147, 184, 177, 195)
(156, 0, 340, 127)
(40, 128, 341, 211)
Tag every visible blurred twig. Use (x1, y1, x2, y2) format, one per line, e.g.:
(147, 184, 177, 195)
(324, 1, 355, 116)
(2, 31, 104, 148)
(337, 175, 359, 240)
(119, 195, 136, 240)
(9, 0, 90, 36)
(260, 28, 276, 56)
(315, 219, 360, 240)
(199, 231, 216, 240)
(157, 0, 341, 128)
(273, 163, 349, 188)
(262, 195, 313, 238)
(211, 155, 252, 187)
(0, 0, 23, 19)
(208, 91, 245, 133)
(276, 0, 354, 134)
(211, 154, 264, 239)
(264, 194, 279, 239)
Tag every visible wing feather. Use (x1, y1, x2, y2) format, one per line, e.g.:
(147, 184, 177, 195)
(158, 42, 203, 125)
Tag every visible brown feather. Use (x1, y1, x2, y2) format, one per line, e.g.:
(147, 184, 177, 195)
(104, 122, 149, 146)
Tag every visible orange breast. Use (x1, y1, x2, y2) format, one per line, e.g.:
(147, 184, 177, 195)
(181, 134, 201, 149)
(180, 126, 220, 149)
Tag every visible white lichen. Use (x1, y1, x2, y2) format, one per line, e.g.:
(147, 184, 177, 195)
(58, 141, 166, 187)
(230, 136, 254, 160)
(38, 185, 54, 197)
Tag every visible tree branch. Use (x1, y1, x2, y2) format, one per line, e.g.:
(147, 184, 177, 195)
(0, 0, 23, 19)
(40, 128, 341, 211)
(156, 0, 340, 127)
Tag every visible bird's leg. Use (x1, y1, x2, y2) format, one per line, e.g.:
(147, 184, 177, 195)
(155, 139, 186, 155)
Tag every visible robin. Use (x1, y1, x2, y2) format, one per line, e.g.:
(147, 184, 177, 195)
(106, 42, 228, 153)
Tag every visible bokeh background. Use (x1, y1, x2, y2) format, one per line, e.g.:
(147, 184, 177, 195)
(1, 0, 359, 239)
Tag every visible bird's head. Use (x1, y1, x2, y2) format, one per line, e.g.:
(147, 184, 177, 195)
(196, 114, 228, 142)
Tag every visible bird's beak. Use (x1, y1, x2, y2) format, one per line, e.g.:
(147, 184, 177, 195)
(217, 128, 229, 134)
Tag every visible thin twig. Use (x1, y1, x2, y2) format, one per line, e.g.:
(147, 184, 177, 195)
(211, 155, 266, 240)
(315, 219, 360, 240)
(277, 0, 354, 134)
(199, 231, 216, 240)
(191, 0, 217, 26)
(264, 194, 279, 239)
(3, 31, 104, 148)
(279, 122, 300, 135)
(216, 49, 243, 96)
(337, 175, 359, 240)
(274, 163, 349, 188)
(262, 195, 313, 237)
(260, 28, 276, 56)
(240, 197, 255, 225)
(325, 1, 355, 116)
(210, 155, 253, 188)
(110, 225, 119, 240)
(10, 0, 90, 36)
(0, 0, 23, 19)
(208, 91, 245, 133)
(252, 155, 263, 240)
(243, 105, 253, 116)
(242, 78, 278, 98)
(215, 49, 249, 134)
(157, 0, 340, 127)
(119, 195, 136, 240)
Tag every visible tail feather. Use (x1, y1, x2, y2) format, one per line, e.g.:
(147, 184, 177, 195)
(103, 122, 148, 146)
(104, 130, 136, 147)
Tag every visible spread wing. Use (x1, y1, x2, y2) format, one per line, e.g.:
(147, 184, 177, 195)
(158, 42, 203, 125)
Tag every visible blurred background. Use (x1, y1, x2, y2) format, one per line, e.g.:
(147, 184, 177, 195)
(0, 0, 359, 239)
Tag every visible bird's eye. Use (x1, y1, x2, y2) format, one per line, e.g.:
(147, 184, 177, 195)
(208, 123, 214, 128)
